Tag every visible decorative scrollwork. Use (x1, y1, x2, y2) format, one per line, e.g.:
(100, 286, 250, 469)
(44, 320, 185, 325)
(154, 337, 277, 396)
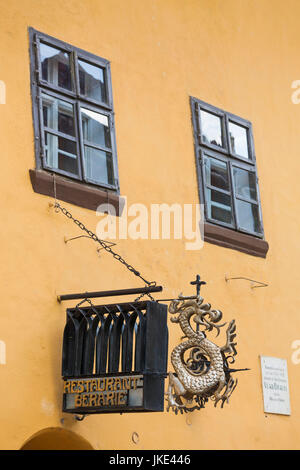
(185, 348, 211, 375)
(166, 294, 240, 414)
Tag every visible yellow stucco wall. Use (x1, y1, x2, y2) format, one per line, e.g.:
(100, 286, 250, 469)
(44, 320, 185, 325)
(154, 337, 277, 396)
(0, 0, 299, 450)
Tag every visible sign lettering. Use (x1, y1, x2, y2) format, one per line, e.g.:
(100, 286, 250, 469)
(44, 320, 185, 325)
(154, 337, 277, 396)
(260, 356, 291, 415)
(63, 375, 144, 413)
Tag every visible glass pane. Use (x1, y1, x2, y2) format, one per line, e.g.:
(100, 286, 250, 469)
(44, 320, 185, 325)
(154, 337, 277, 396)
(83, 146, 113, 185)
(79, 60, 107, 102)
(57, 136, 77, 155)
(42, 94, 75, 137)
(204, 156, 229, 191)
(205, 188, 233, 225)
(200, 109, 223, 148)
(233, 167, 257, 200)
(40, 42, 73, 91)
(236, 200, 261, 233)
(45, 133, 78, 175)
(81, 108, 111, 148)
(229, 122, 249, 159)
(58, 152, 78, 174)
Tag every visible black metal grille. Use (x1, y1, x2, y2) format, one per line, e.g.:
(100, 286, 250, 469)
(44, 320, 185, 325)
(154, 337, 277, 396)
(62, 300, 168, 378)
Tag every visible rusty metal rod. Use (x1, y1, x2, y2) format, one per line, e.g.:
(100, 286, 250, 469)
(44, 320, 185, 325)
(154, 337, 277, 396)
(57, 285, 163, 303)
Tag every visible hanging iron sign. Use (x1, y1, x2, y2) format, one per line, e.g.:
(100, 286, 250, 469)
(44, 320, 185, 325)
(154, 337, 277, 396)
(61, 293, 168, 415)
(60, 277, 248, 416)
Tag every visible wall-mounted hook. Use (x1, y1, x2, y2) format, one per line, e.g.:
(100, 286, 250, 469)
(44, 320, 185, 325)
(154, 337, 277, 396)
(64, 235, 117, 251)
(64, 235, 92, 244)
(225, 275, 268, 289)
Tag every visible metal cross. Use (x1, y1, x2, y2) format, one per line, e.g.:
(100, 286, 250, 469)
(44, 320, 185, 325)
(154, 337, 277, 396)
(190, 275, 206, 332)
(190, 275, 206, 296)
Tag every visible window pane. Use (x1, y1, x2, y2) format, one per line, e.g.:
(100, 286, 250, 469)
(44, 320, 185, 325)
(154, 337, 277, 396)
(40, 42, 73, 91)
(81, 108, 111, 148)
(200, 110, 223, 148)
(83, 146, 113, 185)
(45, 133, 79, 175)
(42, 94, 75, 137)
(79, 60, 107, 103)
(236, 200, 261, 233)
(204, 156, 229, 191)
(205, 188, 233, 225)
(229, 122, 249, 159)
(58, 153, 78, 175)
(233, 167, 257, 200)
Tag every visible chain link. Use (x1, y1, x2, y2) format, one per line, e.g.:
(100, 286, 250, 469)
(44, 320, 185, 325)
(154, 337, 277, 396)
(54, 201, 157, 300)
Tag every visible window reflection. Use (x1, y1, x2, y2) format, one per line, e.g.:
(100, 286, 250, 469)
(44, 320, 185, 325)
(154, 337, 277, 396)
(205, 187, 233, 225)
(233, 167, 257, 200)
(44, 134, 78, 175)
(42, 93, 75, 136)
(40, 42, 73, 91)
(200, 110, 223, 147)
(229, 122, 249, 159)
(79, 60, 106, 103)
(81, 108, 111, 148)
(83, 147, 113, 185)
(236, 200, 260, 233)
(42, 94, 78, 175)
(204, 157, 229, 191)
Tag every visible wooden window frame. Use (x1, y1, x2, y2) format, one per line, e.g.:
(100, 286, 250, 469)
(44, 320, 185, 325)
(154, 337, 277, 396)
(29, 28, 122, 213)
(190, 97, 269, 258)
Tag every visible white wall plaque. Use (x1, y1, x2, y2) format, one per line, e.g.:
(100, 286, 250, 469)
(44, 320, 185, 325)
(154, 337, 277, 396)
(260, 356, 291, 415)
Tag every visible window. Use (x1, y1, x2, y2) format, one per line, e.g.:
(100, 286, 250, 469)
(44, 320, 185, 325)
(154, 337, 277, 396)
(190, 97, 268, 257)
(29, 29, 119, 201)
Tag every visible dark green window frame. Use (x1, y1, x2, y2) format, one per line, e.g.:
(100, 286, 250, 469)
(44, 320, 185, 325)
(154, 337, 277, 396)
(29, 28, 120, 193)
(191, 97, 265, 240)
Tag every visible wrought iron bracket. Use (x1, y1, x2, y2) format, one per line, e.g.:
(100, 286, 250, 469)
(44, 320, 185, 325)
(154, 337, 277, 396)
(225, 275, 268, 289)
(63, 234, 117, 251)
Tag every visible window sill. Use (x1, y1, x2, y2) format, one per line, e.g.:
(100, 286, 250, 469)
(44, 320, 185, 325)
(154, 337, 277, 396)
(204, 222, 269, 258)
(29, 169, 124, 216)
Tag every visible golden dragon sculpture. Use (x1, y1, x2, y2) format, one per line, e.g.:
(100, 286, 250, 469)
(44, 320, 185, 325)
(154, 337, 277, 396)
(166, 294, 240, 414)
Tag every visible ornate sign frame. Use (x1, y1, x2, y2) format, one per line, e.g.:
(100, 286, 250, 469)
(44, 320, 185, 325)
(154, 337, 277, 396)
(62, 300, 168, 414)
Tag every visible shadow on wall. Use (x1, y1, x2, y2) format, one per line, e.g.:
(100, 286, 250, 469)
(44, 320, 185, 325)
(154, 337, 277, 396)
(20, 427, 94, 450)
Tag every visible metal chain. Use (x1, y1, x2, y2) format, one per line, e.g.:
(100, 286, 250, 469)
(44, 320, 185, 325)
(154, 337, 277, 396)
(134, 290, 155, 302)
(53, 201, 157, 301)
